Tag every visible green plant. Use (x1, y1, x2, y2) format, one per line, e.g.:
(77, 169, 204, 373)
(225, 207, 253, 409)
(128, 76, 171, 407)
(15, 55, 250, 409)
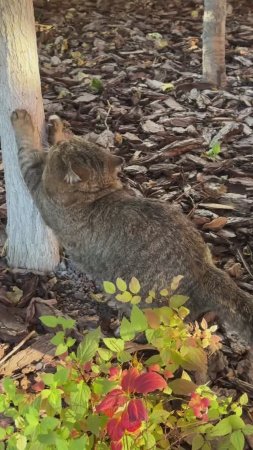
(0, 277, 252, 450)
(90, 78, 103, 94)
(205, 141, 221, 159)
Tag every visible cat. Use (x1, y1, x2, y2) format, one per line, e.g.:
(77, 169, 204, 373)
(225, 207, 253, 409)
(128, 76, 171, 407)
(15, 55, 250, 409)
(11, 109, 253, 342)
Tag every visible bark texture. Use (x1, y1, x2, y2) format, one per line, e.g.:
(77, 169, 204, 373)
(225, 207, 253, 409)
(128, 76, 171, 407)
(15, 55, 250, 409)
(202, 0, 227, 88)
(0, 0, 59, 270)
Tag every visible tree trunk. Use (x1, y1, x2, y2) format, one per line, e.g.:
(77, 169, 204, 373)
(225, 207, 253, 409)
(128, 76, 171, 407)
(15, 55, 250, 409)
(0, 0, 59, 270)
(202, 0, 227, 88)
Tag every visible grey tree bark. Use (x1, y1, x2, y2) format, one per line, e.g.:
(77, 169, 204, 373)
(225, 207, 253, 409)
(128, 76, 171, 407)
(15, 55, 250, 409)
(202, 0, 227, 88)
(0, 0, 59, 270)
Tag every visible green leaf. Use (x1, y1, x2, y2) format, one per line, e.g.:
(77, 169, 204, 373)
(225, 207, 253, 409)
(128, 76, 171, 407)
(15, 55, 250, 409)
(120, 317, 135, 341)
(40, 416, 59, 433)
(206, 141, 221, 159)
(42, 373, 56, 387)
(208, 417, 232, 438)
(147, 32, 163, 40)
(170, 295, 189, 308)
(208, 407, 220, 421)
(171, 275, 184, 291)
(66, 336, 76, 347)
(57, 317, 76, 330)
(16, 435, 27, 450)
(54, 366, 69, 385)
(159, 289, 169, 297)
(230, 430, 245, 450)
(38, 432, 58, 445)
(239, 393, 248, 405)
(201, 444, 212, 450)
(51, 331, 65, 346)
(48, 388, 62, 410)
(90, 77, 103, 93)
(243, 425, 253, 436)
(77, 328, 101, 364)
(40, 316, 58, 328)
(192, 434, 205, 450)
(118, 350, 132, 363)
(70, 380, 90, 418)
(131, 295, 141, 304)
(55, 343, 68, 356)
(116, 277, 127, 291)
(180, 346, 207, 372)
(96, 443, 110, 450)
(92, 378, 117, 396)
(162, 83, 174, 92)
(55, 438, 69, 450)
(3, 378, 17, 397)
(103, 338, 124, 353)
(116, 291, 132, 302)
(87, 414, 107, 436)
(168, 379, 197, 395)
(103, 281, 116, 294)
(130, 305, 148, 332)
(142, 431, 156, 449)
(0, 428, 6, 440)
(97, 347, 112, 361)
(69, 436, 89, 450)
(129, 277, 141, 294)
(229, 415, 245, 430)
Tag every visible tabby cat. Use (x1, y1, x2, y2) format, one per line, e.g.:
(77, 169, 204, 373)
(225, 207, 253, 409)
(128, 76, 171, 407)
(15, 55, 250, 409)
(11, 109, 253, 342)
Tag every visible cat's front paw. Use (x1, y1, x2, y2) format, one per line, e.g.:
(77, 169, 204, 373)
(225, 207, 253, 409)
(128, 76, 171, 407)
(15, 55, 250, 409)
(11, 109, 34, 134)
(48, 115, 73, 145)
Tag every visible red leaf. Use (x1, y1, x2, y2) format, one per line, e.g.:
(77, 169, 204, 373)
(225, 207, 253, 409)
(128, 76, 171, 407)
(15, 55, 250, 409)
(120, 410, 142, 433)
(109, 366, 122, 381)
(96, 389, 127, 417)
(32, 381, 45, 392)
(70, 429, 80, 439)
(163, 370, 174, 379)
(83, 362, 92, 372)
(111, 441, 122, 450)
(134, 372, 167, 394)
(127, 398, 148, 422)
(107, 417, 124, 441)
(148, 364, 160, 373)
(189, 393, 210, 420)
(121, 367, 140, 393)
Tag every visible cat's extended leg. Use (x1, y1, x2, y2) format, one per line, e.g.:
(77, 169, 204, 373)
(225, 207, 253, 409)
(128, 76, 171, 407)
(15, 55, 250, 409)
(11, 109, 36, 150)
(11, 109, 46, 196)
(47, 115, 73, 145)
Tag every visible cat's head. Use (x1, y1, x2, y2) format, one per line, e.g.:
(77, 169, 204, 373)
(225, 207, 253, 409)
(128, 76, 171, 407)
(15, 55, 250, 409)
(43, 137, 124, 203)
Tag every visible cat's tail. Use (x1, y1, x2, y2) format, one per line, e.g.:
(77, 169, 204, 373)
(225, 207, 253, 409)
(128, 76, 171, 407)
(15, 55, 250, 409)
(198, 265, 253, 343)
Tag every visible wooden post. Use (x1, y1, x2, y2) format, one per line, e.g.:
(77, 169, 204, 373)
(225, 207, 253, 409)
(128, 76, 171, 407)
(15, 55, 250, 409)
(202, 0, 227, 88)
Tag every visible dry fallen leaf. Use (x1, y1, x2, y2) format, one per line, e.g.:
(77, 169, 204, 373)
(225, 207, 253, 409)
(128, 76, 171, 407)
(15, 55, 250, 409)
(74, 93, 97, 103)
(142, 120, 165, 134)
(199, 203, 235, 211)
(203, 217, 228, 231)
(6, 286, 23, 305)
(114, 132, 123, 145)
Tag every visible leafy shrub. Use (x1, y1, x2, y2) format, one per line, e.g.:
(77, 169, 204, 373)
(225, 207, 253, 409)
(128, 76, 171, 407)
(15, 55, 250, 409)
(0, 277, 252, 450)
